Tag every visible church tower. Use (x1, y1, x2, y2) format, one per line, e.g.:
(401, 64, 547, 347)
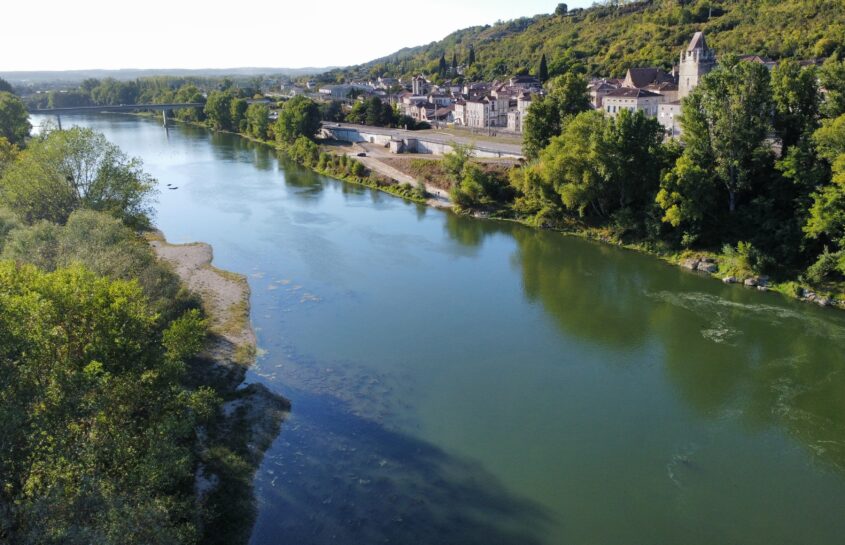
(678, 32, 716, 99)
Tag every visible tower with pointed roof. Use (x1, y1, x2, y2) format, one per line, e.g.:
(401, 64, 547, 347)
(678, 31, 716, 99)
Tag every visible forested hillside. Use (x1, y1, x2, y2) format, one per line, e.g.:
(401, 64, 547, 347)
(329, 0, 845, 81)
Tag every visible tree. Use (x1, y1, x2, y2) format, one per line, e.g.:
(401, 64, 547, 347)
(538, 111, 608, 217)
(204, 91, 233, 131)
(678, 59, 773, 214)
(819, 55, 845, 119)
(805, 114, 845, 248)
(230, 97, 249, 133)
(522, 72, 590, 158)
(439, 54, 448, 76)
(0, 260, 214, 545)
(537, 109, 665, 222)
(0, 128, 156, 226)
(452, 52, 458, 72)
(0, 92, 30, 146)
(523, 97, 561, 159)
(539, 54, 549, 83)
(468, 47, 476, 67)
(174, 84, 206, 122)
(245, 103, 270, 140)
(0, 77, 13, 94)
(0, 137, 19, 178)
(771, 59, 820, 154)
(274, 96, 321, 144)
(555, 3, 568, 16)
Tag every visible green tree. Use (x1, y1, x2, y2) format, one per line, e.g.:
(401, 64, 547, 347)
(0, 260, 214, 545)
(678, 59, 773, 214)
(468, 46, 476, 66)
(452, 52, 458, 72)
(819, 55, 845, 119)
(539, 54, 549, 83)
(523, 96, 561, 159)
(0, 137, 19, 178)
(230, 97, 249, 133)
(245, 103, 270, 140)
(274, 96, 321, 144)
(555, 3, 568, 16)
(439, 54, 448, 75)
(204, 91, 233, 131)
(0, 128, 156, 226)
(0, 77, 13, 94)
(0, 92, 31, 146)
(522, 72, 590, 158)
(805, 114, 845, 251)
(174, 84, 206, 122)
(771, 59, 820, 154)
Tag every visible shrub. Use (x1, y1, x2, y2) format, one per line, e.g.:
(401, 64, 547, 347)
(806, 247, 844, 284)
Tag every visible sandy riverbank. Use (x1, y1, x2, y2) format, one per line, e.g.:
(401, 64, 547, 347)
(149, 231, 290, 540)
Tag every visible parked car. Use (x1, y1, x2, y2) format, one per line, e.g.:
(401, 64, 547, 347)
(356, 152, 367, 157)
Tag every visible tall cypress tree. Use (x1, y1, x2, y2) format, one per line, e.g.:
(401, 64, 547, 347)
(468, 47, 476, 66)
(439, 54, 447, 75)
(539, 54, 549, 83)
(452, 52, 458, 72)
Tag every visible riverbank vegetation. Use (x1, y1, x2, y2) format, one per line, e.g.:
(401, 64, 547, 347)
(0, 109, 283, 543)
(425, 56, 845, 305)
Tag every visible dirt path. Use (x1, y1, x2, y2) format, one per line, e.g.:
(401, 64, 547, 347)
(349, 144, 452, 208)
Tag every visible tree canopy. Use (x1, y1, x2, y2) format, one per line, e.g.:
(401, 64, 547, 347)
(0, 128, 156, 227)
(0, 92, 31, 147)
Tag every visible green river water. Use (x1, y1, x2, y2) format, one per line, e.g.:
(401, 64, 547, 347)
(33, 114, 845, 545)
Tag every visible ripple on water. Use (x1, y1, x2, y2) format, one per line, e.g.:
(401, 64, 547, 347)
(646, 290, 845, 342)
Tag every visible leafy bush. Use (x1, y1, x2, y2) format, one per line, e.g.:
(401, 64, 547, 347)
(0, 261, 216, 545)
(2, 210, 198, 322)
(805, 247, 844, 284)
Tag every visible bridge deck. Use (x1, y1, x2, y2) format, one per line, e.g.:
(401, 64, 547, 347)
(29, 103, 204, 115)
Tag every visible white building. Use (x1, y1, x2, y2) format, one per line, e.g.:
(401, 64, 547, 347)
(603, 88, 662, 117)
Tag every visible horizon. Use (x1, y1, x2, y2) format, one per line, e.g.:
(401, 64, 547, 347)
(4, 0, 592, 73)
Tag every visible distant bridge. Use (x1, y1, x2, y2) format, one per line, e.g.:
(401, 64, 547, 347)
(28, 103, 205, 129)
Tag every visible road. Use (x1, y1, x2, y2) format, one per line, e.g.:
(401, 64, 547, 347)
(323, 122, 523, 158)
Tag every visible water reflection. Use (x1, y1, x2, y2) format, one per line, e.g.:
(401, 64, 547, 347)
(506, 225, 845, 474)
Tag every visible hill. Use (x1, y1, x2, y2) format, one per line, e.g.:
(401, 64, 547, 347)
(327, 0, 845, 81)
(1, 66, 335, 85)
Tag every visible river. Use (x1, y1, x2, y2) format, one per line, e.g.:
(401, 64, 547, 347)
(32, 114, 845, 545)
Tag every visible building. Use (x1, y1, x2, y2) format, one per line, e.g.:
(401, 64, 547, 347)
(678, 31, 716, 99)
(658, 101, 682, 137)
(411, 75, 430, 96)
(588, 79, 619, 109)
(507, 93, 534, 133)
(603, 88, 662, 117)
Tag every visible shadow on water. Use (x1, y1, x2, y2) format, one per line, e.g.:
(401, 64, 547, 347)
(250, 387, 552, 545)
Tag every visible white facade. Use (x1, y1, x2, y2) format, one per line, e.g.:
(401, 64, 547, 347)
(658, 101, 683, 138)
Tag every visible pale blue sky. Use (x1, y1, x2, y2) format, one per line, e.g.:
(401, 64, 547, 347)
(4, 0, 592, 71)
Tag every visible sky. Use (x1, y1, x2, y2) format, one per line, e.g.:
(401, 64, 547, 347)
(3, 0, 592, 71)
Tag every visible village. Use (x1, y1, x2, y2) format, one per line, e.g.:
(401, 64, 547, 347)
(277, 31, 785, 143)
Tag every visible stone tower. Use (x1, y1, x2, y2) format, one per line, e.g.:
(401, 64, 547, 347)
(678, 32, 716, 99)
